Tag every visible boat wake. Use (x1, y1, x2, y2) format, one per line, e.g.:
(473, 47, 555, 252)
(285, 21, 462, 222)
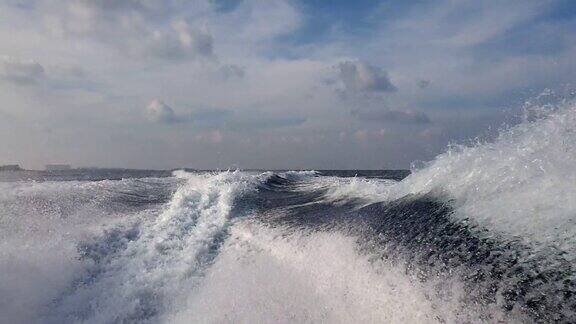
(1, 99, 576, 323)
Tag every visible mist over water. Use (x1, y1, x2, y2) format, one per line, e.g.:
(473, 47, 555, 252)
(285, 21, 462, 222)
(1, 100, 576, 323)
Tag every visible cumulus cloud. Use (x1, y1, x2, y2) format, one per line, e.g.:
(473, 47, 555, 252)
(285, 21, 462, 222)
(0, 57, 45, 84)
(41, 0, 215, 60)
(351, 108, 431, 125)
(145, 21, 214, 60)
(145, 99, 178, 123)
(337, 61, 396, 94)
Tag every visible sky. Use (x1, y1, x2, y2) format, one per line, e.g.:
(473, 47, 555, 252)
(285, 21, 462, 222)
(0, 0, 575, 170)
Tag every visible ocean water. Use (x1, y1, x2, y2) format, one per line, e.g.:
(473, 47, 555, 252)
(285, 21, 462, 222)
(2, 101, 576, 323)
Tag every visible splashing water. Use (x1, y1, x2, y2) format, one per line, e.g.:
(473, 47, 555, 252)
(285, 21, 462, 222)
(50, 171, 267, 323)
(1, 97, 576, 323)
(395, 99, 576, 253)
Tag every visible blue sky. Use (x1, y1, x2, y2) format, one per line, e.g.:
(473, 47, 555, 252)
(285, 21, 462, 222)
(0, 0, 575, 169)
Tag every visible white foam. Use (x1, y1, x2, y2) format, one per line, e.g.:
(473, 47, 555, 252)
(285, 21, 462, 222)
(280, 170, 320, 179)
(293, 97, 576, 253)
(0, 178, 170, 323)
(311, 176, 396, 206)
(47, 171, 267, 323)
(170, 221, 512, 323)
(0, 172, 268, 323)
(394, 99, 576, 252)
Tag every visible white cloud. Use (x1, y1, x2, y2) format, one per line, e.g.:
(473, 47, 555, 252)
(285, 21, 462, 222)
(145, 99, 177, 123)
(337, 61, 396, 94)
(0, 56, 45, 84)
(214, 0, 301, 44)
(144, 25, 214, 60)
(38, 0, 215, 61)
(357, 0, 557, 102)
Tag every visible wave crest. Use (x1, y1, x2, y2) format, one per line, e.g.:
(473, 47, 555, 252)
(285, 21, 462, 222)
(48, 171, 265, 323)
(396, 98, 576, 252)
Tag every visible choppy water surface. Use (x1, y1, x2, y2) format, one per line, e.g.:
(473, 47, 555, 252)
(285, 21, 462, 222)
(2, 101, 576, 323)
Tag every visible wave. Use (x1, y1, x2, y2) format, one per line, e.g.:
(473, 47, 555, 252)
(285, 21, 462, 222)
(2, 98, 576, 323)
(48, 171, 269, 323)
(170, 221, 510, 323)
(247, 99, 576, 322)
(0, 171, 269, 323)
(300, 176, 396, 206)
(0, 177, 177, 323)
(394, 98, 576, 253)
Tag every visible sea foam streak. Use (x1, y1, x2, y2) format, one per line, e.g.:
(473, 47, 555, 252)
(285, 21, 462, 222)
(49, 171, 265, 323)
(0, 171, 265, 323)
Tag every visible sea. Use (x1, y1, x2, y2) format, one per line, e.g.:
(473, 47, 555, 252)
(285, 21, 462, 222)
(1, 102, 576, 323)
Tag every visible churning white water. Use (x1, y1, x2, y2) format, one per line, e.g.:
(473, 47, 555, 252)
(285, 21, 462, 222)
(395, 99, 576, 253)
(1, 98, 575, 323)
(170, 221, 513, 323)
